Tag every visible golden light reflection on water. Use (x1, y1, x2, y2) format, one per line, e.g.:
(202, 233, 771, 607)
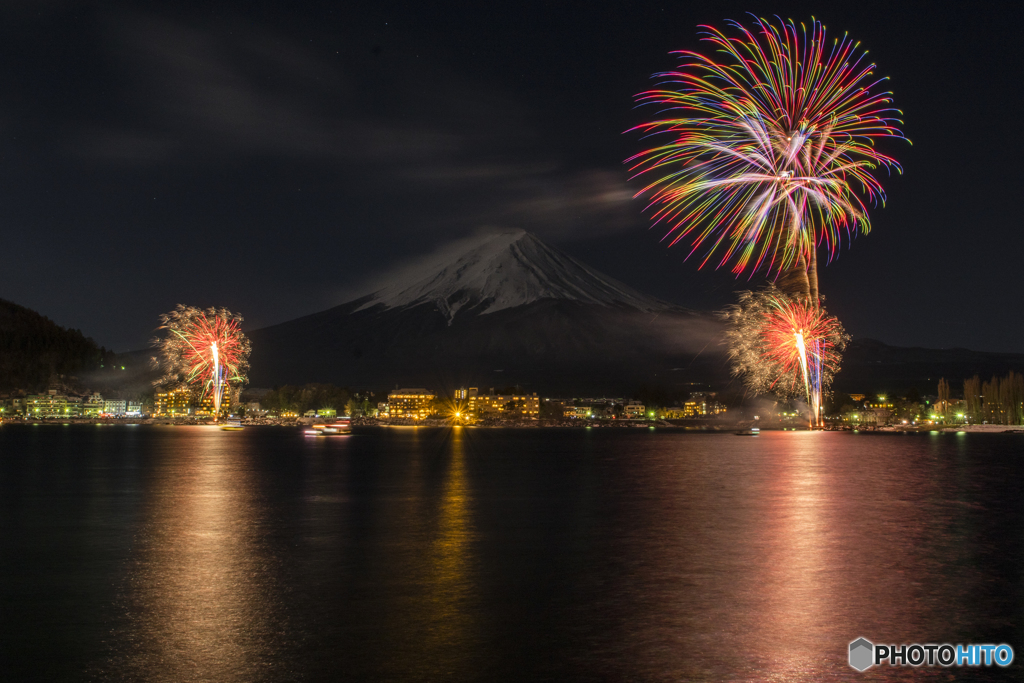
(9, 425, 1009, 680)
(420, 428, 479, 671)
(342, 427, 482, 680)
(114, 427, 278, 681)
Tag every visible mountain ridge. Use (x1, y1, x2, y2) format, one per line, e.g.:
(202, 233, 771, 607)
(350, 229, 678, 323)
(246, 230, 720, 393)
(247, 231, 1024, 394)
(0, 298, 117, 391)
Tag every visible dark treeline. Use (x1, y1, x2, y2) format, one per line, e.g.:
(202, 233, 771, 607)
(962, 372, 1024, 425)
(0, 298, 117, 391)
(257, 384, 377, 416)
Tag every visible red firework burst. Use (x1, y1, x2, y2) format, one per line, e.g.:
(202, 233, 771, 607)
(760, 295, 843, 393)
(152, 305, 251, 397)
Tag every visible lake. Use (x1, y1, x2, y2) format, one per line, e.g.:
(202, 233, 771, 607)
(1, 425, 1021, 681)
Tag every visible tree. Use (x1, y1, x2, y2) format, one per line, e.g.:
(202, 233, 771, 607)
(825, 391, 851, 416)
(1000, 371, 1024, 425)
(963, 376, 982, 423)
(261, 384, 352, 416)
(937, 378, 950, 419)
(982, 376, 1001, 424)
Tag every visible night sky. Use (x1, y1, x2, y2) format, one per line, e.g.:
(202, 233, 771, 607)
(1, 0, 1021, 353)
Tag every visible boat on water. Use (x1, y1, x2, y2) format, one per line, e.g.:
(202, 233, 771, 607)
(221, 419, 244, 431)
(735, 427, 760, 436)
(304, 419, 353, 437)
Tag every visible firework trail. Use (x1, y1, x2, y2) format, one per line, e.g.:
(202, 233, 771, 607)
(627, 16, 906, 292)
(151, 305, 251, 416)
(723, 287, 848, 425)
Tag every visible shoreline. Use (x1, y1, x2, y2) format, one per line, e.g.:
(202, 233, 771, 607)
(0, 417, 741, 430)
(3, 417, 1022, 434)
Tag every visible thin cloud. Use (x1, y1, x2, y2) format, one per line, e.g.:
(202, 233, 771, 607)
(72, 9, 638, 241)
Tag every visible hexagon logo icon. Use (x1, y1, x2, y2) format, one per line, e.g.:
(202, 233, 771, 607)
(849, 638, 874, 671)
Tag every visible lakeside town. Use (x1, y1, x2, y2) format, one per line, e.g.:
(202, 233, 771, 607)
(3, 377, 1023, 432)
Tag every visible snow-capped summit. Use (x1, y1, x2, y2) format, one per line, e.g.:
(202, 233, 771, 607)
(246, 229, 721, 393)
(354, 229, 672, 322)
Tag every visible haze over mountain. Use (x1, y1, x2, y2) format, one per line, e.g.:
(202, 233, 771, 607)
(2, 226, 1023, 398)
(245, 228, 1024, 397)
(247, 229, 725, 394)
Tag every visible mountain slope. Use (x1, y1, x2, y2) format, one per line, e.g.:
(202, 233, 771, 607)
(835, 338, 1024, 394)
(0, 298, 116, 391)
(248, 231, 724, 393)
(247, 229, 1024, 395)
(355, 229, 675, 321)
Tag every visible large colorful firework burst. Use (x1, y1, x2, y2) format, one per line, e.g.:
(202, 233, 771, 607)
(723, 287, 848, 424)
(151, 305, 251, 413)
(627, 16, 906, 297)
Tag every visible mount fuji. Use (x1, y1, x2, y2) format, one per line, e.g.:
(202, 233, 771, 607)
(351, 229, 671, 322)
(246, 229, 726, 394)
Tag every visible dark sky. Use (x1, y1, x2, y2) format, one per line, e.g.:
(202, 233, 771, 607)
(1, 0, 1021, 352)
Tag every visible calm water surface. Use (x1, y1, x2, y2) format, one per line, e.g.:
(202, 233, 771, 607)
(1, 425, 1022, 681)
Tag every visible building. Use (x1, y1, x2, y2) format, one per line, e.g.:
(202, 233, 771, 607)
(682, 397, 727, 418)
(687, 392, 727, 417)
(74, 393, 101, 417)
(126, 402, 143, 417)
(863, 398, 895, 425)
(195, 387, 233, 417)
(462, 388, 539, 420)
(652, 394, 728, 420)
(541, 399, 575, 419)
(25, 390, 67, 417)
(571, 405, 592, 419)
(244, 401, 267, 417)
(688, 401, 729, 417)
(22, 391, 106, 418)
(154, 388, 191, 417)
(103, 399, 126, 416)
(624, 401, 645, 418)
(388, 389, 436, 419)
(0, 395, 25, 417)
(65, 396, 84, 417)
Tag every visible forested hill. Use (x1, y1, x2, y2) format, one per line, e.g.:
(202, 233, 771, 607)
(0, 298, 116, 391)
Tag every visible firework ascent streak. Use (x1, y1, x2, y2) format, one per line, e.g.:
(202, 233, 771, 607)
(626, 16, 906, 278)
(152, 305, 251, 411)
(724, 288, 848, 424)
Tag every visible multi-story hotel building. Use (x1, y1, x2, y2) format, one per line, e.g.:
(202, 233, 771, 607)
(81, 393, 104, 417)
(458, 388, 540, 420)
(25, 390, 67, 417)
(387, 389, 436, 419)
(195, 387, 233, 417)
(154, 387, 192, 417)
(103, 400, 127, 416)
(624, 401, 645, 418)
